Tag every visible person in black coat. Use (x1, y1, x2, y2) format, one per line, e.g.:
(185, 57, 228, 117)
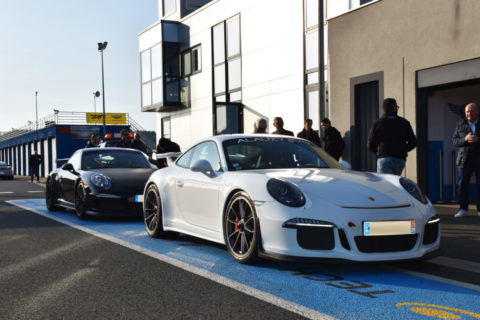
(85, 133, 100, 148)
(452, 102, 480, 218)
(132, 132, 147, 153)
(157, 137, 180, 153)
(297, 119, 321, 147)
(116, 129, 133, 148)
(271, 117, 294, 136)
(320, 118, 345, 160)
(367, 98, 417, 175)
(29, 150, 42, 183)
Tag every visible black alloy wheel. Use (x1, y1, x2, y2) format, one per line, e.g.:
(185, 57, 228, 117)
(143, 184, 176, 238)
(75, 182, 88, 220)
(224, 191, 259, 264)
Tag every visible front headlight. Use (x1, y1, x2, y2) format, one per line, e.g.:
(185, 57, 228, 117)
(90, 174, 111, 190)
(400, 177, 427, 204)
(267, 178, 305, 207)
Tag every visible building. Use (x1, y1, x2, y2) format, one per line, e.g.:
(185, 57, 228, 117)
(328, 0, 480, 201)
(0, 112, 138, 178)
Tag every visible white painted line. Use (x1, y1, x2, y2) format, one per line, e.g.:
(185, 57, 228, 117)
(7, 200, 336, 320)
(429, 256, 480, 274)
(27, 191, 43, 193)
(0, 192, 14, 194)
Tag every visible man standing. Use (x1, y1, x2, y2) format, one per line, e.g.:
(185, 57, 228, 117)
(271, 117, 294, 136)
(85, 133, 100, 148)
(320, 118, 345, 160)
(452, 102, 480, 218)
(297, 119, 321, 147)
(253, 118, 268, 133)
(367, 98, 417, 175)
(132, 132, 147, 153)
(116, 129, 132, 148)
(29, 150, 42, 183)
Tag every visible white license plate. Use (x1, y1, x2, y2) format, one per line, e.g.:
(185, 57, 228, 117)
(363, 220, 415, 236)
(135, 195, 144, 203)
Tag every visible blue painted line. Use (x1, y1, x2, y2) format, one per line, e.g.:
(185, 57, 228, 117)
(9, 199, 480, 320)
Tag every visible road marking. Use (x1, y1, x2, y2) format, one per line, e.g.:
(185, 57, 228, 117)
(7, 199, 336, 320)
(0, 191, 13, 194)
(27, 191, 43, 193)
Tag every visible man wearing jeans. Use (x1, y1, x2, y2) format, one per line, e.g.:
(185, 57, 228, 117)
(452, 102, 480, 218)
(29, 150, 42, 183)
(367, 98, 417, 175)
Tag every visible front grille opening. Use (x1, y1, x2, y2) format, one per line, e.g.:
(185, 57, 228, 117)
(338, 229, 351, 250)
(423, 222, 439, 245)
(354, 234, 418, 253)
(297, 227, 335, 250)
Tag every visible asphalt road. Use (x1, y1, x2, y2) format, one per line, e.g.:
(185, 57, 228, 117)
(0, 177, 303, 320)
(1, 176, 480, 319)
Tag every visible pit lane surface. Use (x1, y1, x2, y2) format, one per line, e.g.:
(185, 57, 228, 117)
(6, 194, 480, 320)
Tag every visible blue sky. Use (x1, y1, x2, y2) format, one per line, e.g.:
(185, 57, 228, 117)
(0, 0, 158, 132)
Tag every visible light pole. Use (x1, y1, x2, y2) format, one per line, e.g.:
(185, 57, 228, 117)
(93, 91, 100, 112)
(97, 41, 108, 137)
(35, 91, 38, 130)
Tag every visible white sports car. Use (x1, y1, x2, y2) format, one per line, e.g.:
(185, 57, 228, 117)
(142, 135, 440, 264)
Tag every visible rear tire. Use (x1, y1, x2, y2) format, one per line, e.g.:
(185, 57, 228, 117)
(143, 184, 176, 238)
(75, 182, 88, 220)
(224, 191, 260, 264)
(46, 178, 61, 211)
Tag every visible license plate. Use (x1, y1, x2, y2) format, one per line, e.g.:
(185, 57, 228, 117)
(363, 220, 415, 236)
(134, 195, 143, 203)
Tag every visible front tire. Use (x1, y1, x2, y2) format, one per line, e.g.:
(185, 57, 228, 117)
(143, 184, 176, 238)
(224, 191, 260, 264)
(75, 182, 88, 219)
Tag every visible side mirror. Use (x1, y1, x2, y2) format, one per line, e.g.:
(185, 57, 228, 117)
(190, 159, 214, 176)
(62, 163, 78, 174)
(339, 160, 352, 170)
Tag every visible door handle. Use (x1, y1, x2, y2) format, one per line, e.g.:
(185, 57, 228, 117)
(176, 180, 183, 188)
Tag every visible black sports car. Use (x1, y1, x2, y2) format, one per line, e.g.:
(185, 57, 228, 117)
(46, 148, 157, 219)
(0, 161, 14, 180)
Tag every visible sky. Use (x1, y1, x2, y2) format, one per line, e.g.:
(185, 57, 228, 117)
(0, 0, 159, 133)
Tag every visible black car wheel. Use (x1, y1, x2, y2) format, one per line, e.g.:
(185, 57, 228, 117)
(75, 182, 88, 220)
(46, 178, 61, 211)
(143, 184, 176, 238)
(224, 191, 259, 264)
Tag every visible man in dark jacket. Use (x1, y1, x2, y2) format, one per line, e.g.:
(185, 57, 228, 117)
(297, 119, 321, 147)
(452, 102, 480, 218)
(320, 118, 345, 160)
(156, 137, 180, 153)
(29, 150, 42, 183)
(116, 129, 132, 148)
(367, 98, 417, 175)
(132, 132, 147, 153)
(85, 133, 100, 148)
(271, 117, 294, 136)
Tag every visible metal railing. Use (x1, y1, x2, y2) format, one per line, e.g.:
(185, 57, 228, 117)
(0, 111, 138, 142)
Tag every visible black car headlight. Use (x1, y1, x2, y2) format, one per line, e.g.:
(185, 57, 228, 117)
(267, 178, 305, 207)
(400, 177, 427, 204)
(90, 174, 111, 190)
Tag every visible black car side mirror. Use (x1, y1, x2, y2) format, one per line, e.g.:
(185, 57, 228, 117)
(62, 163, 78, 175)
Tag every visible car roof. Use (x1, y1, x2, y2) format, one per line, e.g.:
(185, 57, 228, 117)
(81, 147, 143, 153)
(195, 134, 306, 145)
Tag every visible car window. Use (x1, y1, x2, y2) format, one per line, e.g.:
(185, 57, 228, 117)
(69, 152, 82, 170)
(190, 141, 220, 171)
(222, 137, 343, 171)
(176, 147, 194, 168)
(82, 149, 153, 169)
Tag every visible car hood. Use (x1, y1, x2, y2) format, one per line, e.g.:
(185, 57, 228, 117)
(86, 168, 156, 195)
(258, 169, 411, 208)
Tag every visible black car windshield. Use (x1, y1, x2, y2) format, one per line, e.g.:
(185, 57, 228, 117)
(82, 149, 152, 169)
(223, 137, 343, 171)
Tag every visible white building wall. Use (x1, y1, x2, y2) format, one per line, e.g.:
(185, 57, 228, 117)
(141, 0, 305, 150)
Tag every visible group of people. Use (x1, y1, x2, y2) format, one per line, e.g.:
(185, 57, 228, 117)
(253, 116, 345, 161)
(85, 129, 148, 153)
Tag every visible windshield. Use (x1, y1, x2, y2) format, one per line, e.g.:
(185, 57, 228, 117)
(223, 137, 343, 171)
(82, 149, 153, 169)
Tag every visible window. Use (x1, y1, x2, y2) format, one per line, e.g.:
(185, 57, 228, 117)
(69, 151, 82, 170)
(161, 117, 171, 139)
(181, 46, 202, 77)
(190, 141, 221, 171)
(141, 43, 162, 108)
(163, 0, 176, 16)
(212, 14, 242, 134)
(176, 147, 194, 168)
